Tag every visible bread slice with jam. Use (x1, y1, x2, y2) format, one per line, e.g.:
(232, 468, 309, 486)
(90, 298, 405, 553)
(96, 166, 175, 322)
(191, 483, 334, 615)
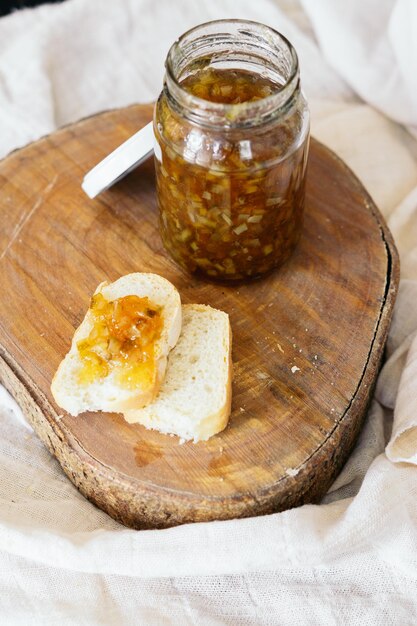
(51, 273, 182, 416)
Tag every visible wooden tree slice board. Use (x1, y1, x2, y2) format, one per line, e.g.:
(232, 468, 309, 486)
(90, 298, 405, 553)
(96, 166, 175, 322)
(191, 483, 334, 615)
(0, 104, 399, 529)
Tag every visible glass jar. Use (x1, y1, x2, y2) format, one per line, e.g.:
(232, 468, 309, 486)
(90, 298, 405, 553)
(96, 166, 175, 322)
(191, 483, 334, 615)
(154, 19, 310, 281)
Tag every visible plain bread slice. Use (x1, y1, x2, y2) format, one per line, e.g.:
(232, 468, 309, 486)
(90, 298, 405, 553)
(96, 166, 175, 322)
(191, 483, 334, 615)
(124, 303, 232, 442)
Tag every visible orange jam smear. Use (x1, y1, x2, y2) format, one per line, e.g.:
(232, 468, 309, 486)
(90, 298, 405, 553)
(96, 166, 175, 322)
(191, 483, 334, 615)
(155, 67, 309, 280)
(77, 293, 163, 389)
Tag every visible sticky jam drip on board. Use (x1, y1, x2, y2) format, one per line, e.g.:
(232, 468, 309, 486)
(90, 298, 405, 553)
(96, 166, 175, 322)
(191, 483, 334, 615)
(77, 293, 163, 389)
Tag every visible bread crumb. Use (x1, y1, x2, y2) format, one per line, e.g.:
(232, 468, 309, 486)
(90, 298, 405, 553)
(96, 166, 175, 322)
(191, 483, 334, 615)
(239, 407, 245, 412)
(291, 366, 300, 373)
(286, 468, 299, 477)
(256, 372, 269, 380)
(277, 343, 284, 354)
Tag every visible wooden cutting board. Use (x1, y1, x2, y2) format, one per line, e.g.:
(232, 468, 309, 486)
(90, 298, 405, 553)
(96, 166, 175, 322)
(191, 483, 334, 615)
(0, 103, 399, 529)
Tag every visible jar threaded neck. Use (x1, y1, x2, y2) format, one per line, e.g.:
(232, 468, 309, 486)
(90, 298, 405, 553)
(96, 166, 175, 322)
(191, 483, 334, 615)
(165, 19, 300, 129)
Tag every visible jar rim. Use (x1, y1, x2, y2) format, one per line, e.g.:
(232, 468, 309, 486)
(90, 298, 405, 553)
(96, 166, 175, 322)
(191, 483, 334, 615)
(165, 19, 300, 128)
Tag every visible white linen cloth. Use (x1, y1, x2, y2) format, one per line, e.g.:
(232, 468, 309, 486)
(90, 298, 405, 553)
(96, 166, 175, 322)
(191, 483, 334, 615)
(301, 0, 417, 135)
(1, 0, 417, 623)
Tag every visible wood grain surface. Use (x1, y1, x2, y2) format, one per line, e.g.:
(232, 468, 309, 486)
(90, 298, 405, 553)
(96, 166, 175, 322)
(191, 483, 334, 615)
(0, 103, 399, 528)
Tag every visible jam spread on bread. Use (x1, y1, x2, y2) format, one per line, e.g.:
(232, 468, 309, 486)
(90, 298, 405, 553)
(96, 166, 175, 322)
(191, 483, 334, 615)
(77, 293, 163, 389)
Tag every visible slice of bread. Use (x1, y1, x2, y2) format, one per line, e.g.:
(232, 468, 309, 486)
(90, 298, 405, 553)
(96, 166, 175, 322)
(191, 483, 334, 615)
(124, 304, 232, 442)
(51, 273, 181, 416)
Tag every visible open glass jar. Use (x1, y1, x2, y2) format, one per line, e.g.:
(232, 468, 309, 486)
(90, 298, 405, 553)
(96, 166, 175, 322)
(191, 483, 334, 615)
(154, 20, 310, 281)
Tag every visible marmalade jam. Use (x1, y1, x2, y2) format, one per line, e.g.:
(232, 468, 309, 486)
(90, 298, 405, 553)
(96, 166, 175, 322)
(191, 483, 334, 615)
(77, 293, 163, 389)
(154, 21, 310, 281)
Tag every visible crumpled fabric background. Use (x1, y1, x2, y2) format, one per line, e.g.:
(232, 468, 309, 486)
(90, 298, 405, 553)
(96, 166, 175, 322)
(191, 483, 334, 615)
(1, 0, 417, 624)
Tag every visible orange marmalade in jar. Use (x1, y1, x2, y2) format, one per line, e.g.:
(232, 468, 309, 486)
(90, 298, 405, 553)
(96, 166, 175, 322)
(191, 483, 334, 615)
(154, 20, 310, 281)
